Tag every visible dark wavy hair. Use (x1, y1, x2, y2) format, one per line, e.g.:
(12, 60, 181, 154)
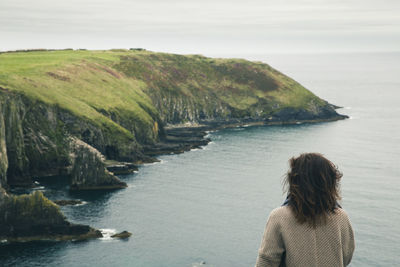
(284, 153, 342, 227)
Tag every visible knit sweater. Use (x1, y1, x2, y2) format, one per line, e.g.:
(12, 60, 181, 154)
(255, 206, 355, 267)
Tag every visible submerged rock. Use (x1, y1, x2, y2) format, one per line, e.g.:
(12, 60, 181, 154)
(53, 199, 84, 206)
(192, 260, 207, 266)
(111, 231, 132, 239)
(143, 127, 211, 156)
(106, 162, 138, 175)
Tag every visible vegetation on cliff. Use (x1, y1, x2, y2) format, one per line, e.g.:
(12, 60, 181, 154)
(0, 50, 160, 147)
(115, 52, 329, 122)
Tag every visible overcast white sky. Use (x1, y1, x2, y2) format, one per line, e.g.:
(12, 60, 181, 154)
(1, 0, 399, 55)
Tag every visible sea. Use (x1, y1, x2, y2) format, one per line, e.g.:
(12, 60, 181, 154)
(1, 52, 399, 267)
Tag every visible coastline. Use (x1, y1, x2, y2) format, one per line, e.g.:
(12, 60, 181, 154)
(141, 114, 348, 158)
(0, 113, 347, 244)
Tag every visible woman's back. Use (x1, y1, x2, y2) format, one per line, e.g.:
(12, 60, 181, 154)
(256, 206, 355, 267)
(256, 153, 355, 266)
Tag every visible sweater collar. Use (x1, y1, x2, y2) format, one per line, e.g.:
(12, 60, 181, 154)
(282, 196, 342, 209)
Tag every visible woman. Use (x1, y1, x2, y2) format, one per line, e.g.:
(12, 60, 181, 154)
(256, 153, 355, 267)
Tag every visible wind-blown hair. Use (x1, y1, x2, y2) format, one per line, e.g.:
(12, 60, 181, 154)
(284, 153, 342, 227)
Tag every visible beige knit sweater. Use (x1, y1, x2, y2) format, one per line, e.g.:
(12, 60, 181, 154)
(256, 206, 355, 267)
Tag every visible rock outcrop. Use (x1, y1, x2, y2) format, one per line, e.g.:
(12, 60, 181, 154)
(53, 199, 83, 206)
(0, 190, 102, 242)
(106, 162, 138, 175)
(70, 138, 127, 190)
(111, 230, 132, 239)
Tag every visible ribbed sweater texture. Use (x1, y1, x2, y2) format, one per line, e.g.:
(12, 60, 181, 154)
(256, 206, 355, 267)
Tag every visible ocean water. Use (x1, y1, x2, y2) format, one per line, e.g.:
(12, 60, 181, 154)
(1, 52, 399, 266)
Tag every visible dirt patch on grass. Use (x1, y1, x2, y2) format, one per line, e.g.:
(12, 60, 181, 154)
(0, 86, 10, 92)
(85, 62, 122, 79)
(101, 66, 122, 79)
(46, 72, 71, 82)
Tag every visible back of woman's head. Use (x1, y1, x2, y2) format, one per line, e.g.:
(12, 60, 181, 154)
(284, 153, 342, 227)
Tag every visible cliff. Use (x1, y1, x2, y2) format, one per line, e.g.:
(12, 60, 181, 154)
(114, 52, 342, 124)
(0, 49, 347, 241)
(0, 92, 126, 189)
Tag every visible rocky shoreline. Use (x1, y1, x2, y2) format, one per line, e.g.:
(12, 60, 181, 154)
(0, 108, 347, 243)
(53, 199, 84, 206)
(143, 112, 348, 157)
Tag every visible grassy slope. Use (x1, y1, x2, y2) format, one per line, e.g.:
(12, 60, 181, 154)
(116, 52, 323, 109)
(0, 49, 327, 144)
(114, 52, 327, 122)
(0, 50, 159, 145)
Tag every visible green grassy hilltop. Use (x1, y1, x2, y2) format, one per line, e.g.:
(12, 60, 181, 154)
(0, 49, 332, 146)
(0, 50, 159, 145)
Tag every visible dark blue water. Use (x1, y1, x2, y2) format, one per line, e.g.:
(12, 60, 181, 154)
(1, 52, 399, 266)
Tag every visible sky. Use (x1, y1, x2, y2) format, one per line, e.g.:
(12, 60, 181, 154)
(1, 0, 399, 55)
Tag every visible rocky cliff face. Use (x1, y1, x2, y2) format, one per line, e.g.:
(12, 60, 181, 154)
(0, 107, 8, 189)
(1, 94, 69, 186)
(70, 138, 126, 190)
(58, 110, 144, 162)
(0, 91, 124, 189)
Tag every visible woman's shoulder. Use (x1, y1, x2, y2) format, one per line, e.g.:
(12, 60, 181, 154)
(268, 205, 351, 223)
(331, 207, 353, 225)
(333, 207, 349, 216)
(268, 206, 293, 220)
